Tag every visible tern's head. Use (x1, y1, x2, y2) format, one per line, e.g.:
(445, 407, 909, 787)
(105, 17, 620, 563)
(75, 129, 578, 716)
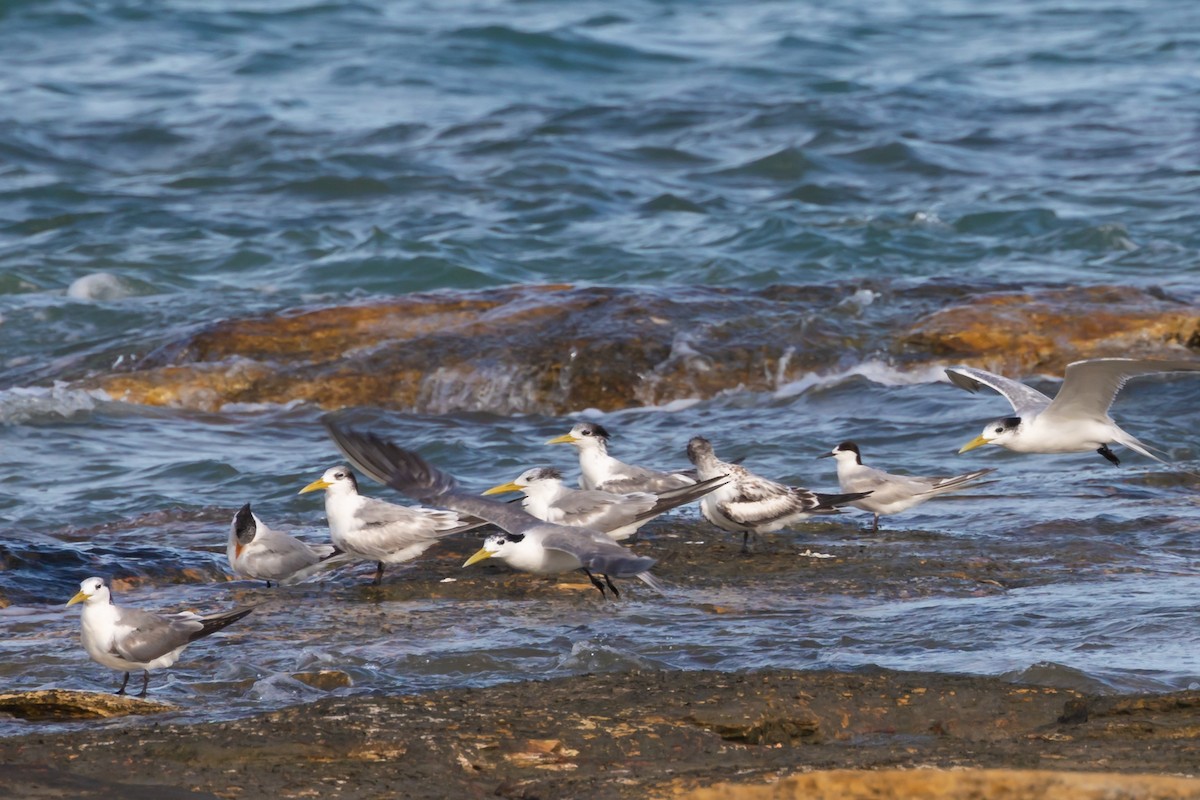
(824, 441, 862, 465)
(546, 422, 610, 450)
(960, 417, 1022, 453)
(482, 467, 563, 496)
(686, 436, 718, 468)
(299, 465, 359, 497)
(232, 503, 258, 557)
(463, 532, 527, 567)
(67, 576, 111, 607)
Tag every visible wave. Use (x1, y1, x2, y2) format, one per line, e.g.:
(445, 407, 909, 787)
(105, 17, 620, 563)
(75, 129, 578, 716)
(0, 383, 103, 424)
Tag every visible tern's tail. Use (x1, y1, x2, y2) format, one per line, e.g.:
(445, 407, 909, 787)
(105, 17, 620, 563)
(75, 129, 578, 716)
(1112, 429, 1171, 466)
(925, 468, 998, 495)
(189, 606, 253, 643)
(635, 571, 667, 594)
(813, 490, 872, 511)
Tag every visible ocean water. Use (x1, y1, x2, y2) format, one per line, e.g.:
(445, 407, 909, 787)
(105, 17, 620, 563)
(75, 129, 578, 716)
(2, 0, 1199, 735)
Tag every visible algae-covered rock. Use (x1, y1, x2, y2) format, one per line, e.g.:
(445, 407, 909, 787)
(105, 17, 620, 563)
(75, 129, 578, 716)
(682, 768, 1200, 800)
(0, 689, 172, 721)
(82, 283, 1198, 415)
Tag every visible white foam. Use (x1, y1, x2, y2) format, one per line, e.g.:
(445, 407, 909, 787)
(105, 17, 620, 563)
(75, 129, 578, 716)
(774, 360, 948, 399)
(66, 272, 133, 302)
(0, 383, 104, 424)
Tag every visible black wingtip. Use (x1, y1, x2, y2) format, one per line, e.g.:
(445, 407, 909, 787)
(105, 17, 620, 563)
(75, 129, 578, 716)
(322, 418, 460, 501)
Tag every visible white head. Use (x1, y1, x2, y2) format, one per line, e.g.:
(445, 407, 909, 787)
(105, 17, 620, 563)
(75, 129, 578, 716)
(482, 467, 564, 497)
(546, 422, 610, 452)
(299, 465, 359, 497)
(824, 441, 863, 466)
(462, 532, 526, 568)
(67, 576, 111, 608)
(959, 416, 1022, 453)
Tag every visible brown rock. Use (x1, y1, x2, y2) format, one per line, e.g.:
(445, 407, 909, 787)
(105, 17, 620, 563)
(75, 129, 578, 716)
(291, 670, 354, 691)
(0, 689, 172, 721)
(901, 285, 1199, 375)
(681, 768, 1200, 799)
(80, 283, 1198, 415)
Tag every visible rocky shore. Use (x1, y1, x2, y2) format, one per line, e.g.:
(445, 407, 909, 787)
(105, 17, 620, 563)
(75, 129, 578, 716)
(2, 666, 1199, 799)
(5, 526, 1200, 799)
(76, 282, 1198, 414)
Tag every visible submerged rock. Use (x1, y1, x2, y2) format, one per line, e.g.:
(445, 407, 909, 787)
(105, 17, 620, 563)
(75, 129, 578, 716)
(83, 283, 1197, 414)
(0, 689, 172, 721)
(901, 285, 1199, 374)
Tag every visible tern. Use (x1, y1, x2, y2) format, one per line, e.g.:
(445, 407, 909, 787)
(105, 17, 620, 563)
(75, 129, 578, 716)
(299, 465, 486, 585)
(687, 436, 871, 550)
(324, 421, 664, 598)
(948, 358, 1200, 465)
(67, 577, 252, 697)
(227, 503, 347, 587)
(546, 422, 697, 493)
(820, 441, 996, 530)
(482, 466, 727, 541)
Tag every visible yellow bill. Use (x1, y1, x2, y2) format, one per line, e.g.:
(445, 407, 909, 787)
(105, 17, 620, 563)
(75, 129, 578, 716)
(482, 481, 523, 496)
(958, 435, 989, 454)
(463, 548, 494, 567)
(298, 478, 331, 494)
(66, 590, 88, 607)
(545, 433, 576, 445)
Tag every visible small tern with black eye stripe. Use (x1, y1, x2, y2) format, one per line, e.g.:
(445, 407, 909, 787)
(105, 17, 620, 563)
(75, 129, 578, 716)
(546, 422, 697, 493)
(324, 422, 664, 598)
(947, 358, 1200, 466)
(67, 577, 252, 697)
(483, 466, 728, 541)
(227, 503, 349, 587)
(687, 436, 871, 551)
(299, 465, 486, 585)
(820, 442, 996, 531)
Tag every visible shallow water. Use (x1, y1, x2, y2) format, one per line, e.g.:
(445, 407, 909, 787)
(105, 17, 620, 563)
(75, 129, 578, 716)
(2, 0, 1199, 736)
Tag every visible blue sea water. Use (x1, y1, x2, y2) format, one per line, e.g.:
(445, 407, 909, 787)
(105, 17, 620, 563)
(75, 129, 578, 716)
(1, 0, 1198, 734)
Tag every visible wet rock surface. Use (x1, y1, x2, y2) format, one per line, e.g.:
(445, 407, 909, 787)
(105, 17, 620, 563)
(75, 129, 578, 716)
(2, 667, 1199, 799)
(0, 690, 173, 722)
(80, 283, 1199, 414)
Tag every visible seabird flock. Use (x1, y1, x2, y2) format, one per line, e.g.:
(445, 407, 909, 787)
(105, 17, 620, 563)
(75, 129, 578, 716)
(66, 358, 1198, 695)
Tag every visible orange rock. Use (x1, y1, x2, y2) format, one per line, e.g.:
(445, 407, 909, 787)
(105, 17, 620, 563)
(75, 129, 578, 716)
(681, 768, 1200, 799)
(82, 284, 1198, 415)
(901, 285, 1199, 375)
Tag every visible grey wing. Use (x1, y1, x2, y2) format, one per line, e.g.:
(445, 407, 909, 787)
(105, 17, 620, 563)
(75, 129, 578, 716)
(538, 527, 657, 577)
(718, 475, 812, 526)
(417, 490, 546, 536)
(112, 608, 196, 663)
(246, 532, 322, 574)
(558, 491, 655, 529)
(945, 366, 1052, 415)
(1045, 358, 1200, 422)
(599, 462, 695, 494)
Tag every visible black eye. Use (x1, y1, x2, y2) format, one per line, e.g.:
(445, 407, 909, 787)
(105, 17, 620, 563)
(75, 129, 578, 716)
(993, 427, 1003, 434)
(335, 472, 345, 479)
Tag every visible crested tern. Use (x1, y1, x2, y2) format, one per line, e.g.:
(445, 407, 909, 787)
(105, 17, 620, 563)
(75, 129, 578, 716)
(227, 503, 346, 587)
(67, 577, 252, 697)
(820, 441, 996, 531)
(546, 422, 696, 493)
(324, 422, 663, 598)
(947, 358, 1200, 465)
(299, 465, 486, 585)
(687, 436, 871, 550)
(482, 466, 727, 541)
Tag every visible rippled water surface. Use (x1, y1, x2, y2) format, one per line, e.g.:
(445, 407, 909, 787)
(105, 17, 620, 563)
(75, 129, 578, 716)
(2, 0, 1199, 736)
